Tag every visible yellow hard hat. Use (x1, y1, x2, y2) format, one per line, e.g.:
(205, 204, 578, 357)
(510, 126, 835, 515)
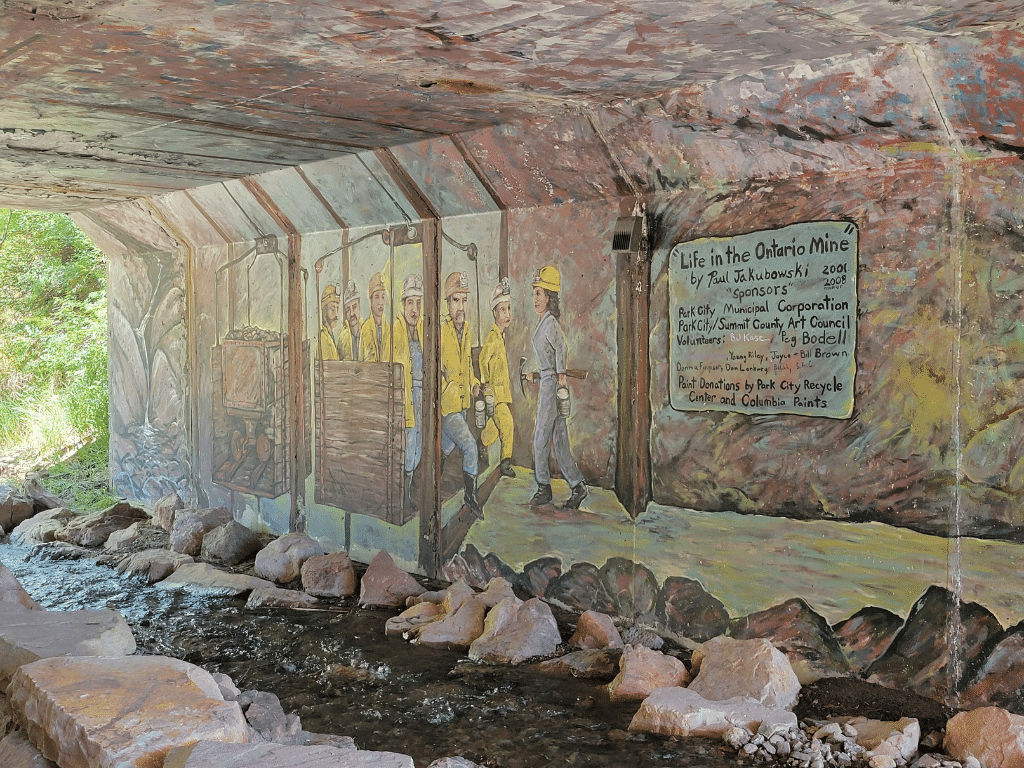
(320, 284, 341, 307)
(444, 271, 469, 299)
(532, 265, 561, 292)
(368, 272, 386, 299)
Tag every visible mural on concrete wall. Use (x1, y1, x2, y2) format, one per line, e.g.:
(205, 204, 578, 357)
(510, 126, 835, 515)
(210, 234, 309, 501)
(104, 235, 191, 504)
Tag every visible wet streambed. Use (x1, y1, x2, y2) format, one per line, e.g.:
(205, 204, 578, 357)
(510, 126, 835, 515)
(0, 542, 742, 768)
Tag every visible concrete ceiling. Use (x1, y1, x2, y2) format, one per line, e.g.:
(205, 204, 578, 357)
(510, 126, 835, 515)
(2, 0, 1022, 211)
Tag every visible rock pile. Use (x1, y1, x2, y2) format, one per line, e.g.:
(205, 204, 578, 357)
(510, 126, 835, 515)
(6, 488, 1024, 768)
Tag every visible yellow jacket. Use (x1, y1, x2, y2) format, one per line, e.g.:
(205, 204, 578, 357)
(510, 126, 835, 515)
(359, 316, 391, 363)
(318, 325, 340, 362)
(392, 316, 424, 428)
(338, 326, 360, 361)
(479, 324, 512, 405)
(440, 315, 477, 416)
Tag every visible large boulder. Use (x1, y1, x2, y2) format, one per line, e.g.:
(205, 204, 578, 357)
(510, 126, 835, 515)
(9, 655, 250, 768)
(468, 596, 561, 664)
(629, 687, 798, 738)
(0, 561, 42, 611)
(689, 636, 801, 710)
(301, 551, 357, 597)
(358, 550, 426, 608)
(944, 707, 1024, 768)
(10, 507, 75, 545)
(385, 601, 446, 638)
(53, 501, 149, 548)
(117, 548, 194, 583)
(607, 644, 690, 702)
(729, 597, 853, 683)
(164, 741, 413, 768)
(0, 482, 35, 531)
(254, 532, 325, 584)
(202, 520, 262, 566)
(158, 562, 275, 596)
(170, 507, 233, 556)
(0, 608, 136, 686)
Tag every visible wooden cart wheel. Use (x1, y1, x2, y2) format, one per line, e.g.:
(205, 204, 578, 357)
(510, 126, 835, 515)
(256, 433, 274, 463)
(231, 430, 245, 461)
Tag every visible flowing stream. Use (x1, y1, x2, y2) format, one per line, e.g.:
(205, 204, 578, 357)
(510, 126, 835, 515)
(0, 541, 743, 768)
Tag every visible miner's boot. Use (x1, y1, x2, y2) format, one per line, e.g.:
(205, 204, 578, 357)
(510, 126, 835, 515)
(499, 458, 516, 478)
(564, 481, 589, 510)
(529, 483, 552, 506)
(464, 472, 484, 520)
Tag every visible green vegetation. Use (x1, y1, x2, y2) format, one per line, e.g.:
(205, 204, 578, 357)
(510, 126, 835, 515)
(0, 208, 109, 472)
(38, 434, 120, 512)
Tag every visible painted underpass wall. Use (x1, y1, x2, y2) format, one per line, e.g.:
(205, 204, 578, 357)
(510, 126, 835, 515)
(74, 32, 1024, 710)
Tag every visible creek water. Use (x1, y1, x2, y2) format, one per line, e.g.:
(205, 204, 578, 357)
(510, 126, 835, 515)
(0, 541, 742, 768)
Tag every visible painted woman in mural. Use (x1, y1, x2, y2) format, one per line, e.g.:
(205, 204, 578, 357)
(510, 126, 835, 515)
(528, 266, 588, 509)
(479, 277, 515, 478)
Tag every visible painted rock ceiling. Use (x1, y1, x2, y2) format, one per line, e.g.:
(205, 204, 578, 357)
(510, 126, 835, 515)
(1, 0, 1023, 210)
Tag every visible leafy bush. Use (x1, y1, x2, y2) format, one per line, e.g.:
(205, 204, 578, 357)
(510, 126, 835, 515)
(0, 208, 108, 462)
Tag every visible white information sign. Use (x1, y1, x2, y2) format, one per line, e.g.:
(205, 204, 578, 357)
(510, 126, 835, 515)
(669, 221, 858, 418)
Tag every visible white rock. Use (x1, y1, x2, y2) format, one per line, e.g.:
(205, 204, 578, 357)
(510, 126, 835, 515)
(478, 578, 516, 608)
(689, 636, 801, 710)
(0, 730, 58, 767)
(945, 707, 1024, 768)
(607, 644, 689, 702)
(9, 655, 249, 768)
(869, 755, 897, 768)
(469, 596, 561, 664)
(117, 548, 193, 583)
(846, 717, 920, 762)
(157, 562, 275, 596)
(301, 551, 357, 597)
(246, 587, 319, 609)
(570, 610, 625, 650)
(0, 608, 136, 685)
(628, 687, 798, 737)
(165, 741, 413, 768)
(254, 532, 325, 583)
